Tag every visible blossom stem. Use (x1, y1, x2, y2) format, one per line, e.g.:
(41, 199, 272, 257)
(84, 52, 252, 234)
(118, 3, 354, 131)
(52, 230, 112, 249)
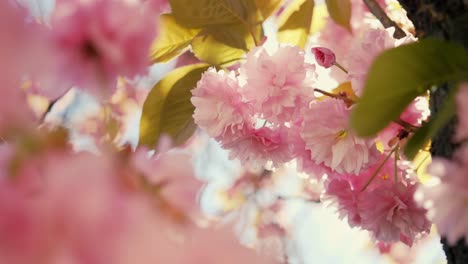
(360, 146, 398, 192)
(314, 88, 354, 105)
(394, 144, 399, 183)
(40, 88, 72, 124)
(333, 62, 348, 74)
(362, 0, 406, 39)
(248, 26, 259, 46)
(393, 118, 419, 132)
(414, 153, 430, 172)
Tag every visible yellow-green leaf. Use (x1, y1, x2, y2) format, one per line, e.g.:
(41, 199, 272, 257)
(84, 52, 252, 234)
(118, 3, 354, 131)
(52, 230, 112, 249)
(201, 22, 261, 52)
(192, 29, 245, 66)
(256, 0, 283, 20)
(169, 0, 258, 28)
(325, 0, 352, 32)
(139, 64, 210, 148)
(150, 15, 200, 63)
(310, 3, 329, 34)
(278, 0, 314, 48)
(351, 39, 468, 137)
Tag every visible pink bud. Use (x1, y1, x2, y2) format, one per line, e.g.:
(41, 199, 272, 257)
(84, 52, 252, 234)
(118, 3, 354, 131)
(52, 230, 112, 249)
(311, 47, 336, 68)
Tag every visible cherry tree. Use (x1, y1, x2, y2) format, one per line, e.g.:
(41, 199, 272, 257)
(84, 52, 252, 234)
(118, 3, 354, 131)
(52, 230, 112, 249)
(1, 0, 468, 263)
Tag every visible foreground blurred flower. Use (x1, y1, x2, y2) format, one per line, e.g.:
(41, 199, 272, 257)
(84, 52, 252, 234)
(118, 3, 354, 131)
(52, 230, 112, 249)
(421, 145, 468, 245)
(0, 131, 276, 264)
(50, 0, 156, 98)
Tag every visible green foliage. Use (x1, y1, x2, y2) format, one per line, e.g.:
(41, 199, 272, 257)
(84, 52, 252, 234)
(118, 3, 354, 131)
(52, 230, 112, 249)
(150, 14, 200, 63)
(203, 24, 257, 51)
(256, 0, 283, 20)
(325, 0, 351, 32)
(277, 0, 315, 48)
(351, 39, 468, 137)
(404, 90, 457, 159)
(192, 28, 245, 66)
(151, 0, 282, 66)
(139, 64, 210, 148)
(169, 0, 258, 28)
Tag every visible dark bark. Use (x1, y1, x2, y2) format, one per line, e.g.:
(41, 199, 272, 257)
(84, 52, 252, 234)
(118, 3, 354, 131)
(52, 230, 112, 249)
(396, 0, 468, 263)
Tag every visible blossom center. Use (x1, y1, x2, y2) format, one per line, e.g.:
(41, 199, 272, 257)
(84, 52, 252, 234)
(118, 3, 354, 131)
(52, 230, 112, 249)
(335, 130, 348, 140)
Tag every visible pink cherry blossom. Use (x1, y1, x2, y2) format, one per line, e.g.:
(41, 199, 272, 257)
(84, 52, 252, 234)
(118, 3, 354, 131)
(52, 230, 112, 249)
(131, 147, 203, 216)
(221, 125, 293, 169)
(239, 45, 315, 124)
(0, 83, 36, 134)
(0, 1, 50, 85)
(358, 182, 430, 246)
(168, 226, 277, 264)
(191, 68, 253, 139)
(0, 150, 163, 264)
(315, 19, 353, 62)
(50, 0, 156, 98)
(325, 178, 362, 226)
(421, 145, 468, 245)
(300, 98, 379, 175)
(288, 122, 332, 178)
(346, 27, 415, 95)
(325, 154, 430, 245)
(311, 47, 336, 68)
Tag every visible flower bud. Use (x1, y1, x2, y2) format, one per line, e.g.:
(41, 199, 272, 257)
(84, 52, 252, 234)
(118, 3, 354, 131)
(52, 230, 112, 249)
(311, 47, 336, 68)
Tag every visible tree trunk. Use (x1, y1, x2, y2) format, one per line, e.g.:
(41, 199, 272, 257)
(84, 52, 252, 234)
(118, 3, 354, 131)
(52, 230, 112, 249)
(396, 0, 468, 263)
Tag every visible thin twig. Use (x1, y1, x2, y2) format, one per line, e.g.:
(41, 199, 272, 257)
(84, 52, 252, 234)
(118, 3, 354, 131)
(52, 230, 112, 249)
(362, 0, 406, 39)
(393, 118, 420, 132)
(334, 62, 349, 74)
(39, 88, 71, 124)
(360, 146, 398, 192)
(314, 88, 355, 105)
(394, 144, 399, 183)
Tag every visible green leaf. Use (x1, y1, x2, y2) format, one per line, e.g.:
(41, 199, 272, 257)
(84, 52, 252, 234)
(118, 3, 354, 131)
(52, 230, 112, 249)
(169, 0, 258, 28)
(192, 28, 245, 66)
(404, 90, 457, 159)
(139, 64, 210, 148)
(277, 0, 314, 48)
(256, 0, 283, 20)
(325, 0, 351, 32)
(351, 39, 468, 137)
(150, 14, 200, 63)
(200, 24, 256, 51)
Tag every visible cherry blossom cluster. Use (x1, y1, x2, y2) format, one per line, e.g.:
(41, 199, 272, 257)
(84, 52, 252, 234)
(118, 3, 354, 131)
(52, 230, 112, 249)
(417, 83, 468, 245)
(191, 28, 432, 246)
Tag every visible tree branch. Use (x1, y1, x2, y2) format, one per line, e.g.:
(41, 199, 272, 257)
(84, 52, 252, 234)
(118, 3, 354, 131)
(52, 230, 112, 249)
(362, 0, 407, 39)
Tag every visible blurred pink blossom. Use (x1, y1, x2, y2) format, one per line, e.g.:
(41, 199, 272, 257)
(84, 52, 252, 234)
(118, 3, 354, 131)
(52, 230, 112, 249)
(346, 27, 415, 95)
(50, 0, 156, 98)
(421, 145, 468, 245)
